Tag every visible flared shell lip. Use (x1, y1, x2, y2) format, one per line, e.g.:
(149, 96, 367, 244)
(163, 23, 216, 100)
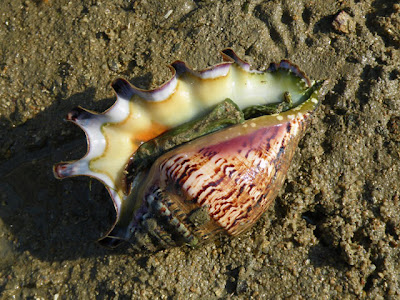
(52, 107, 128, 243)
(109, 48, 312, 103)
(53, 49, 317, 247)
(53, 48, 313, 180)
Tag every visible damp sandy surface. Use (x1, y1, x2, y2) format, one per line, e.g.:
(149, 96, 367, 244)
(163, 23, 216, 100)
(1, 0, 400, 298)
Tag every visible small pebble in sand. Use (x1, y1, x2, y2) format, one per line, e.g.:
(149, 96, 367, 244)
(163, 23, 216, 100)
(332, 11, 355, 34)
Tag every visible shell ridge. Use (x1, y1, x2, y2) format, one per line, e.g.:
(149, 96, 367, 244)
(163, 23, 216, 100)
(54, 107, 107, 179)
(221, 48, 251, 71)
(133, 75, 178, 102)
(146, 189, 198, 247)
(268, 59, 311, 87)
(111, 78, 135, 100)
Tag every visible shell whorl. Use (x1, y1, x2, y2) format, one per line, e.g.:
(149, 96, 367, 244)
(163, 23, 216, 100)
(128, 96, 317, 250)
(155, 120, 303, 236)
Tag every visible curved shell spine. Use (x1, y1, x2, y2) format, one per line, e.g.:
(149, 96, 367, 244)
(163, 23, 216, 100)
(53, 49, 324, 250)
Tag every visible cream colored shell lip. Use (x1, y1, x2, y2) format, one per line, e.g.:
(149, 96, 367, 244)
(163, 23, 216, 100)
(53, 49, 318, 245)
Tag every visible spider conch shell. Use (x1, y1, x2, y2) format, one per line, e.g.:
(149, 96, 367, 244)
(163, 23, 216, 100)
(54, 49, 324, 250)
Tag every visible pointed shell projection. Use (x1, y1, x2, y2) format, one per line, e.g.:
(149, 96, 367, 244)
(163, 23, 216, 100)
(54, 49, 324, 251)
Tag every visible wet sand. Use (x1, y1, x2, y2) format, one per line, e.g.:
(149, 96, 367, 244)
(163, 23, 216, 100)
(0, 0, 399, 298)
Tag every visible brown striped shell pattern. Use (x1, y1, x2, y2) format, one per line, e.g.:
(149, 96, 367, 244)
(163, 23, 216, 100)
(54, 49, 325, 251)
